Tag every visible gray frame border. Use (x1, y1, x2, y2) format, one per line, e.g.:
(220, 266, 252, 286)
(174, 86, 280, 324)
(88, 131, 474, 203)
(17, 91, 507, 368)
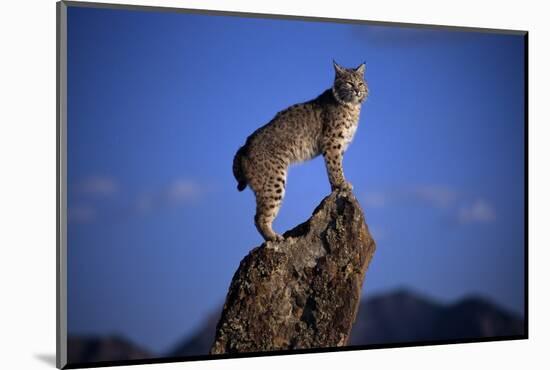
(62, 0, 527, 35)
(56, 1, 528, 369)
(56, 1, 68, 369)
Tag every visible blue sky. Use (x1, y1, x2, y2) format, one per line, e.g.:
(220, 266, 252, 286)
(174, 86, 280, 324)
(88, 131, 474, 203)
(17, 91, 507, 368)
(66, 6, 525, 354)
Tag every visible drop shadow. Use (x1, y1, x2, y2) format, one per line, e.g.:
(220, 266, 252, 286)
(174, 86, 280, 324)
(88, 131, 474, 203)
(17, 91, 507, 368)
(34, 353, 56, 367)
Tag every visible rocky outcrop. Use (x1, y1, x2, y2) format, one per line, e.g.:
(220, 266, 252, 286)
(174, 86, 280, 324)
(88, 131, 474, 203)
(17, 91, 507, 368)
(210, 190, 376, 354)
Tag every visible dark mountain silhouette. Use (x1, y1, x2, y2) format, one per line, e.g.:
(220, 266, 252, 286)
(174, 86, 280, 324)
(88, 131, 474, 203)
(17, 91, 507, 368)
(169, 289, 524, 357)
(170, 309, 223, 357)
(66, 290, 524, 365)
(67, 335, 153, 365)
(348, 290, 524, 345)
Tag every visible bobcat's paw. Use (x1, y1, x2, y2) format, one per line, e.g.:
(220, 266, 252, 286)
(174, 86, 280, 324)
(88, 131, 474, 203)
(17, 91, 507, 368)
(264, 234, 284, 246)
(264, 233, 284, 243)
(272, 234, 284, 242)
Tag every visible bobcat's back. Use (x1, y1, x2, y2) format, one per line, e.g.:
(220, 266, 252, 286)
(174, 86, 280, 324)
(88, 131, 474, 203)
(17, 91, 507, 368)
(245, 90, 335, 164)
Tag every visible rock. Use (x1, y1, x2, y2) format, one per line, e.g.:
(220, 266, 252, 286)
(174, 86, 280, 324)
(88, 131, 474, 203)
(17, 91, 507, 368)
(210, 190, 376, 354)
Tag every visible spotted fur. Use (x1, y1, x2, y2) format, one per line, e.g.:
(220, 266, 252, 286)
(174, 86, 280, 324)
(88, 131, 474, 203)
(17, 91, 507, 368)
(233, 61, 369, 241)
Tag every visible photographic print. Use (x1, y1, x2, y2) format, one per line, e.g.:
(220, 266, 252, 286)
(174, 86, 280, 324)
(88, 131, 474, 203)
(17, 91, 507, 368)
(57, 1, 527, 368)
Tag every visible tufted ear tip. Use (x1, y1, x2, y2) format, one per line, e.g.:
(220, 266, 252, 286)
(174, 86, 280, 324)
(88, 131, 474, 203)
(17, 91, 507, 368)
(355, 63, 366, 74)
(333, 60, 345, 75)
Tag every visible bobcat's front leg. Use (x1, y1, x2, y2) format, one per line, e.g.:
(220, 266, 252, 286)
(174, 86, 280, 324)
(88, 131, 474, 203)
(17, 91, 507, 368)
(321, 142, 353, 192)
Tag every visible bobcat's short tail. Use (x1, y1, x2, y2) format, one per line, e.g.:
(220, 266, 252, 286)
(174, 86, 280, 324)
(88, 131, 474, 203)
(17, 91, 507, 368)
(233, 145, 248, 192)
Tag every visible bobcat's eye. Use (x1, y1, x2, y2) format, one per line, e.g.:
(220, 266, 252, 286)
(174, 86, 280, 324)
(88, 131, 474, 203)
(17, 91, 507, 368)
(345, 82, 353, 88)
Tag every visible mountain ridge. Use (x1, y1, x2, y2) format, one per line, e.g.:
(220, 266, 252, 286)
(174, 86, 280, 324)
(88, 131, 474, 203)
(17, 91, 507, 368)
(67, 289, 524, 365)
(169, 288, 524, 357)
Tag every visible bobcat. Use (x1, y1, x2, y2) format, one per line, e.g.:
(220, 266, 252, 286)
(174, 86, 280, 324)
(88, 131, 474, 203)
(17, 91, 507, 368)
(233, 61, 369, 242)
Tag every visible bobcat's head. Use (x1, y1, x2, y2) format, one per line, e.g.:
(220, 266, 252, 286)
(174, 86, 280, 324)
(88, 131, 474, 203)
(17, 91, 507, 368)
(332, 61, 369, 106)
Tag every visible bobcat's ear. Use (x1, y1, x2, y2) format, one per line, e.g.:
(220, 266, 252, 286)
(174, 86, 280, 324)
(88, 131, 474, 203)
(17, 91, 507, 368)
(355, 63, 366, 75)
(333, 60, 346, 76)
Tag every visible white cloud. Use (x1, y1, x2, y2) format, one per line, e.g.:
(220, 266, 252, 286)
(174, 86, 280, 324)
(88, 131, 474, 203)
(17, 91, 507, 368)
(134, 179, 205, 214)
(68, 178, 206, 222)
(76, 176, 118, 196)
(165, 179, 203, 204)
(361, 184, 496, 227)
(408, 185, 457, 209)
(458, 199, 496, 224)
(362, 184, 457, 209)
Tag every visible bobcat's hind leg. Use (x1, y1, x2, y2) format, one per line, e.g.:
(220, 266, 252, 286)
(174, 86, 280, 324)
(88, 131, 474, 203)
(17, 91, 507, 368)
(253, 172, 287, 242)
